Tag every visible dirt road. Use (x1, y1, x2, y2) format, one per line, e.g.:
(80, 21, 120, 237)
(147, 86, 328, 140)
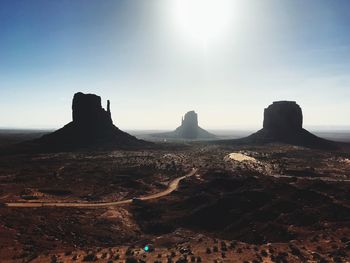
(5, 168, 198, 208)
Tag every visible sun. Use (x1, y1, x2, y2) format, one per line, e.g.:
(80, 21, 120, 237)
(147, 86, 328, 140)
(171, 0, 234, 48)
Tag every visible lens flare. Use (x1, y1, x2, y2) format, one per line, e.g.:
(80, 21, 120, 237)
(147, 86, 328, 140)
(171, 0, 234, 47)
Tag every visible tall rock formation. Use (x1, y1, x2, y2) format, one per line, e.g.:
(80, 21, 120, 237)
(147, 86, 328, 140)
(34, 92, 150, 150)
(263, 101, 303, 133)
(152, 110, 215, 140)
(176, 111, 201, 139)
(72, 92, 112, 127)
(220, 101, 338, 149)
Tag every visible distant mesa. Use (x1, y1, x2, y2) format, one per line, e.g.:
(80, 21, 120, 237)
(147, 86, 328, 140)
(176, 111, 214, 139)
(152, 110, 215, 140)
(32, 92, 150, 151)
(220, 101, 338, 149)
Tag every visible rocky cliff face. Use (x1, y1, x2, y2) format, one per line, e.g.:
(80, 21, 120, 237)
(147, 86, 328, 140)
(72, 92, 112, 127)
(179, 111, 201, 139)
(34, 92, 150, 151)
(182, 111, 199, 128)
(263, 101, 303, 133)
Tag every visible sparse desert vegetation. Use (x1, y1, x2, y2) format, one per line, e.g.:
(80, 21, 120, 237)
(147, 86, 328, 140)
(2, 1, 350, 262)
(0, 142, 350, 262)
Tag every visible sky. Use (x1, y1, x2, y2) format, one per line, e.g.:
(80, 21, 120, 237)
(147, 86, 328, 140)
(1, 0, 350, 130)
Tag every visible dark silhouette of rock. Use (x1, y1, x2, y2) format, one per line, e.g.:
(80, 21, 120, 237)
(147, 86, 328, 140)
(218, 101, 338, 150)
(31, 92, 151, 151)
(72, 92, 112, 126)
(263, 101, 303, 133)
(152, 110, 215, 140)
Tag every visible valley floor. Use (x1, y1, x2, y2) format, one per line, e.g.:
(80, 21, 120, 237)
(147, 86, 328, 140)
(0, 144, 350, 262)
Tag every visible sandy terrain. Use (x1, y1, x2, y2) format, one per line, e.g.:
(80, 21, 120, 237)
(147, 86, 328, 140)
(0, 143, 350, 262)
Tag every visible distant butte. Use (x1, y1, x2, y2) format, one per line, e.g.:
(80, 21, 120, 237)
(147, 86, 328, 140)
(153, 110, 215, 140)
(32, 92, 151, 151)
(219, 101, 338, 149)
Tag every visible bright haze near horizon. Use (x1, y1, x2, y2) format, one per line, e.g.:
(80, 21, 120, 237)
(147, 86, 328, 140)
(1, 0, 350, 130)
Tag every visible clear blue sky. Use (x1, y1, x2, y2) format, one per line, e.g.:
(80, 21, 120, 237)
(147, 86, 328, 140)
(1, 0, 350, 129)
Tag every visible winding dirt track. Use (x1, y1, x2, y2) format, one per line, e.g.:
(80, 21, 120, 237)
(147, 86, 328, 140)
(5, 168, 198, 208)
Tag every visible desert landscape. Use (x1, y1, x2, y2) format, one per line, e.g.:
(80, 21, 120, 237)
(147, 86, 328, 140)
(1, 1, 350, 262)
(1, 138, 350, 262)
(0, 93, 350, 263)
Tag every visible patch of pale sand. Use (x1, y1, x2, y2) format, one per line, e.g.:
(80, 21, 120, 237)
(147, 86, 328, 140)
(100, 209, 121, 219)
(100, 208, 140, 230)
(225, 153, 257, 163)
(343, 158, 350, 164)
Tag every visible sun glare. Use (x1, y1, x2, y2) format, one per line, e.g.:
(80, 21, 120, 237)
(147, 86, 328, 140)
(171, 0, 234, 48)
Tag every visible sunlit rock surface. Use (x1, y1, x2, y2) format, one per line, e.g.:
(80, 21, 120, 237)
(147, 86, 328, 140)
(224, 153, 257, 163)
